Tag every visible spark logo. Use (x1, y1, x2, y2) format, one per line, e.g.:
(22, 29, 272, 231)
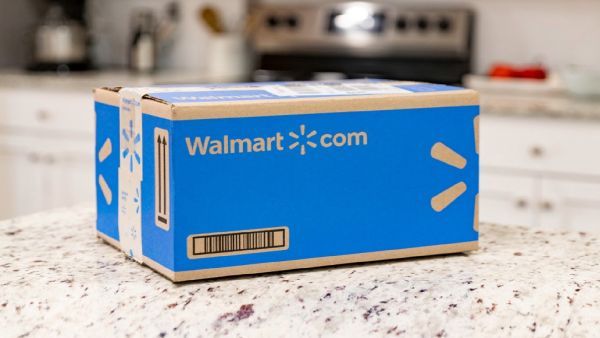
(288, 124, 317, 155)
(185, 124, 368, 157)
(429, 115, 479, 232)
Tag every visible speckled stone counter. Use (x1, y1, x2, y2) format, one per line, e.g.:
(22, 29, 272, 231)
(1, 206, 599, 337)
(479, 92, 600, 120)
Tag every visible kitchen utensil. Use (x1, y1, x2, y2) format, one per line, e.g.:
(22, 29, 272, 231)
(129, 9, 157, 73)
(199, 6, 225, 34)
(31, 3, 89, 71)
(207, 34, 251, 81)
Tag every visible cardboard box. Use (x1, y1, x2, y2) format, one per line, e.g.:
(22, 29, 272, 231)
(94, 79, 479, 282)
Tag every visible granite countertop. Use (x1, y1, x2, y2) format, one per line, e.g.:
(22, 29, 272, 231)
(1, 206, 599, 337)
(479, 92, 600, 120)
(0, 69, 234, 91)
(464, 74, 600, 120)
(2, 69, 600, 121)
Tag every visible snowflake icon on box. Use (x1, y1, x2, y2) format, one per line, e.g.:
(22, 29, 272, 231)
(122, 119, 141, 172)
(289, 124, 317, 155)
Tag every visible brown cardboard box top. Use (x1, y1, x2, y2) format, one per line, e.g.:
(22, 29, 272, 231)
(94, 83, 478, 121)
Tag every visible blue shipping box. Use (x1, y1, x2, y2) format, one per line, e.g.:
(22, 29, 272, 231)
(94, 80, 480, 282)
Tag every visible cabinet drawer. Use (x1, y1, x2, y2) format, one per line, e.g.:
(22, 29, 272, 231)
(480, 172, 537, 227)
(0, 89, 94, 134)
(539, 178, 600, 233)
(480, 115, 600, 176)
(0, 133, 94, 219)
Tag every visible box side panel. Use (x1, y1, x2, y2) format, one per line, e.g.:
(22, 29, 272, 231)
(95, 101, 120, 241)
(170, 104, 479, 273)
(140, 113, 175, 270)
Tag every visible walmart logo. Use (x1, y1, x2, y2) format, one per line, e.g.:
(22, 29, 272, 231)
(288, 124, 317, 155)
(185, 124, 368, 157)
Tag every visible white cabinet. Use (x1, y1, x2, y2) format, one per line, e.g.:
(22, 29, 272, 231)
(0, 145, 44, 217)
(539, 178, 600, 231)
(0, 88, 94, 220)
(481, 115, 600, 176)
(0, 89, 94, 134)
(480, 114, 600, 233)
(480, 171, 538, 227)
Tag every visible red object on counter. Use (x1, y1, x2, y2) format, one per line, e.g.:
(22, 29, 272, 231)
(489, 64, 518, 78)
(488, 63, 547, 80)
(518, 66, 547, 79)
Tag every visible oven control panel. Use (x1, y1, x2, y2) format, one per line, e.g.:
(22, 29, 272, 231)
(250, 2, 473, 57)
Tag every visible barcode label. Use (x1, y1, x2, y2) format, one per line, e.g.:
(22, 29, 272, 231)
(187, 227, 288, 258)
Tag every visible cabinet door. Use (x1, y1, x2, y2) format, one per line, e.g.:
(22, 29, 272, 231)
(0, 133, 94, 219)
(0, 144, 47, 219)
(0, 89, 93, 134)
(56, 151, 95, 207)
(481, 115, 600, 176)
(0, 147, 17, 219)
(37, 137, 95, 210)
(480, 171, 538, 227)
(540, 178, 600, 233)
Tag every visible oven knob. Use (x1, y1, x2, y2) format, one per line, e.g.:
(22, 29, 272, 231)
(438, 17, 452, 32)
(396, 17, 407, 31)
(287, 16, 298, 28)
(266, 15, 279, 28)
(416, 16, 429, 31)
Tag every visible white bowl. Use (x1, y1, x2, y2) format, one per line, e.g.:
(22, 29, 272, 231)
(561, 66, 600, 98)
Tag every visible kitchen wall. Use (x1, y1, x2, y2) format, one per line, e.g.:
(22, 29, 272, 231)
(449, 0, 600, 73)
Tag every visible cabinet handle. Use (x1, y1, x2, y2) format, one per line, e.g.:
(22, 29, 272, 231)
(28, 152, 40, 163)
(515, 198, 528, 209)
(540, 201, 554, 211)
(44, 154, 56, 164)
(36, 110, 50, 122)
(530, 146, 544, 158)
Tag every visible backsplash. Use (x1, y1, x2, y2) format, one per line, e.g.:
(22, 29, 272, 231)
(457, 0, 600, 72)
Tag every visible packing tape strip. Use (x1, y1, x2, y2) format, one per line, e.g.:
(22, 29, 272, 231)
(118, 88, 148, 262)
(117, 86, 212, 262)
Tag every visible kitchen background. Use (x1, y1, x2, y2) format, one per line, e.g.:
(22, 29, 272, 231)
(0, 0, 599, 233)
